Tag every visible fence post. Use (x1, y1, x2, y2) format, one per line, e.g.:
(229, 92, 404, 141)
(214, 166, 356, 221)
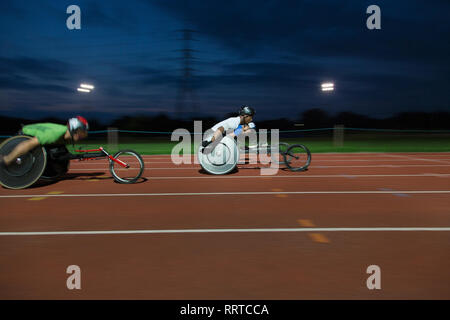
(333, 124, 344, 147)
(107, 127, 118, 151)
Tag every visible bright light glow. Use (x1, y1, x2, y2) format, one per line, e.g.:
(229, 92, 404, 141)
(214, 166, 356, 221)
(77, 88, 91, 92)
(321, 87, 334, 91)
(321, 82, 334, 88)
(80, 83, 95, 89)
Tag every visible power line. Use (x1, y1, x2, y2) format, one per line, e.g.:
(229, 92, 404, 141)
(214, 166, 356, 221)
(175, 29, 200, 118)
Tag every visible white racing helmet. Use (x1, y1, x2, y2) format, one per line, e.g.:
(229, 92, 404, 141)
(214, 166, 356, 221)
(67, 116, 89, 134)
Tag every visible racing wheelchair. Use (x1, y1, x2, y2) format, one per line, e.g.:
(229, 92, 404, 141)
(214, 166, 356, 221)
(198, 136, 311, 175)
(0, 135, 144, 189)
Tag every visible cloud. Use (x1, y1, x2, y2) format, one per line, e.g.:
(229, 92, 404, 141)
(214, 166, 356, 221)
(0, 0, 26, 16)
(1, 1, 448, 121)
(151, 0, 450, 65)
(0, 76, 72, 92)
(0, 56, 74, 82)
(82, 1, 139, 32)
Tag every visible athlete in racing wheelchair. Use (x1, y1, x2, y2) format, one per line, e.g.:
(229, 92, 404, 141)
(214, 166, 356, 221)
(0, 116, 89, 167)
(201, 105, 256, 150)
(0, 116, 89, 188)
(198, 105, 311, 174)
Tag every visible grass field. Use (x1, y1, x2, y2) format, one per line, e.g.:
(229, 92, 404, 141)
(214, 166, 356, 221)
(62, 132, 450, 154)
(2, 132, 449, 155)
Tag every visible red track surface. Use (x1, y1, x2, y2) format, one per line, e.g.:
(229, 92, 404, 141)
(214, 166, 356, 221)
(0, 152, 449, 299)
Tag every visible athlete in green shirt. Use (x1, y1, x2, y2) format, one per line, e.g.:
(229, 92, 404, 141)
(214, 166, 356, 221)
(0, 116, 89, 167)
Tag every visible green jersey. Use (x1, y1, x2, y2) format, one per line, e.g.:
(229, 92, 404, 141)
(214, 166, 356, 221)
(22, 123, 68, 145)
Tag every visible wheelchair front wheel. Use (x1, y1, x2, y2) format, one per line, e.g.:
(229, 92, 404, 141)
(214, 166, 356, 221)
(109, 149, 145, 183)
(284, 144, 311, 172)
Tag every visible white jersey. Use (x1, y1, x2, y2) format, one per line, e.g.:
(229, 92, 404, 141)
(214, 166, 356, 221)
(211, 116, 241, 133)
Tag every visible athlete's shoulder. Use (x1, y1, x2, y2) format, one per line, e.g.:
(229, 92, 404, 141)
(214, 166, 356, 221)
(231, 116, 241, 125)
(224, 116, 240, 123)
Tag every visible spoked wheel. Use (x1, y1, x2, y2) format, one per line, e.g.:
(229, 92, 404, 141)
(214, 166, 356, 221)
(0, 135, 47, 189)
(267, 142, 290, 164)
(109, 149, 144, 183)
(284, 144, 311, 172)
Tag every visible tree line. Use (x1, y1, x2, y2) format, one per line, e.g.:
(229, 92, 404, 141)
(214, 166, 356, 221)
(1, 109, 449, 135)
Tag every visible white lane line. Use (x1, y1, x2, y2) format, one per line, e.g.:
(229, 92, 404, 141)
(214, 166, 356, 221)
(0, 227, 449, 236)
(414, 158, 450, 164)
(1, 190, 450, 199)
(66, 164, 450, 171)
(409, 158, 450, 164)
(71, 155, 450, 163)
(69, 159, 450, 165)
(143, 173, 450, 179)
(45, 173, 450, 181)
(117, 153, 450, 160)
(383, 154, 450, 164)
(311, 165, 450, 168)
(139, 152, 450, 156)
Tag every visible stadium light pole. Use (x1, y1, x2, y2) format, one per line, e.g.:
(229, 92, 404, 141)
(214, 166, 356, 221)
(321, 81, 343, 146)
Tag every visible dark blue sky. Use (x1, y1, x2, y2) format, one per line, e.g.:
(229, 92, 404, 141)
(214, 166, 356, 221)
(0, 0, 449, 123)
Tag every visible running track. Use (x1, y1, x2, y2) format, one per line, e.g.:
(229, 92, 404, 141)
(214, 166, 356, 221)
(0, 152, 449, 299)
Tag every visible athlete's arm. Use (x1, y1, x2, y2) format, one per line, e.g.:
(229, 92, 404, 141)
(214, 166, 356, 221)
(202, 126, 226, 147)
(241, 123, 255, 134)
(3, 137, 40, 165)
(211, 126, 225, 142)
